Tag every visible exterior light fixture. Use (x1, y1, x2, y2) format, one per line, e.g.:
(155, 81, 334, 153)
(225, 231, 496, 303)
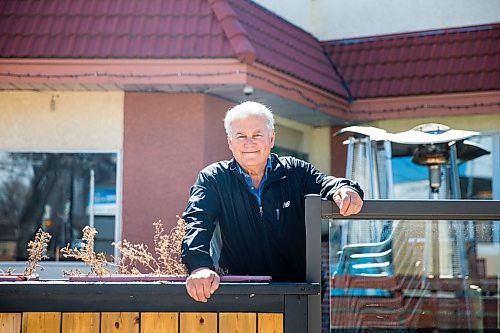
(50, 95, 56, 112)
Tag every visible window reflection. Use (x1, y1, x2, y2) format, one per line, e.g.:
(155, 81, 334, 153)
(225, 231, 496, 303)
(460, 135, 493, 199)
(393, 134, 494, 200)
(0, 152, 117, 262)
(329, 218, 499, 332)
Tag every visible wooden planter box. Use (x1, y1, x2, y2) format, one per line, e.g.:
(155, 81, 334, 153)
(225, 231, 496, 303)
(0, 281, 319, 332)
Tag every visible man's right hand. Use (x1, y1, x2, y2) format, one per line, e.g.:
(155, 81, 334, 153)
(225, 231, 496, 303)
(185, 267, 220, 302)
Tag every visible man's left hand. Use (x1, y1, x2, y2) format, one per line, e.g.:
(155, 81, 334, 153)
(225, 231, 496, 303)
(333, 188, 363, 216)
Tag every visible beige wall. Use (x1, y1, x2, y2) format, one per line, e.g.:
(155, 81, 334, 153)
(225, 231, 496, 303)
(310, 127, 332, 174)
(366, 114, 500, 134)
(274, 115, 331, 174)
(254, 0, 499, 41)
(0, 91, 124, 150)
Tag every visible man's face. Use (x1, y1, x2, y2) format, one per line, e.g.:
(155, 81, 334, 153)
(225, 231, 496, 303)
(227, 115, 275, 174)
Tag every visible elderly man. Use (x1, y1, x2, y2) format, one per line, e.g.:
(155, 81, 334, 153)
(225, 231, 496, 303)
(182, 101, 363, 302)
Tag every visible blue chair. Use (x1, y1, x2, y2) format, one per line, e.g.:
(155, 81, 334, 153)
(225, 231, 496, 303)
(332, 238, 394, 296)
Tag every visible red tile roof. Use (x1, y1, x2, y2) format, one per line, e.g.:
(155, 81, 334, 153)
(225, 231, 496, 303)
(323, 24, 500, 99)
(0, 0, 235, 58)
(0, 0, 348, 97)
(228, 0, 347, 97)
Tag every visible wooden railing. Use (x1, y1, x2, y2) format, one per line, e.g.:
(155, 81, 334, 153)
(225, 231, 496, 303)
(0, 282, 319, 333)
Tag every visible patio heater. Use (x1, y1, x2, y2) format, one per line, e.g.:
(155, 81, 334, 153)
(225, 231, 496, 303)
(413, 139, 449, 197)
(339, 123, 489, 199)
(334, 126, 394, 245)
(335, 124, 490, 274)
(333, 124, 490, 331)
(389, 123, 490, 200)
(391, 124, 490, 331)
(389, 124, 490, 284)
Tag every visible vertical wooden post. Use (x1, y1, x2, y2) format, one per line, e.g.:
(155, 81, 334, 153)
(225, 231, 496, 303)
(101, 312, 139, 333)
(22, 312, 61, 333)
(258, 313, 283, 333)
(219, 313, 256, 333)
(305, 194, 322, 333)
(0, 313, 21, 333)
(140, 313, 178, 333)
(179, 313, 216, 333)
(62, 313, 100, 333)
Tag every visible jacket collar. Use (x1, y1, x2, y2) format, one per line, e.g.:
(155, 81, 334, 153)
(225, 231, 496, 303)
(229, 154, 285, 182)
(268, 153, 287, 182)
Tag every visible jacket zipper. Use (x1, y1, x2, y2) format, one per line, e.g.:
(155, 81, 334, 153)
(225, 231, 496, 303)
(263, 175, 286, 224)
(234, 161, 286, 223)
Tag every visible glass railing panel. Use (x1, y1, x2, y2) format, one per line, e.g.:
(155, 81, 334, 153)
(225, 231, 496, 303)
(328, 218, 499, 332)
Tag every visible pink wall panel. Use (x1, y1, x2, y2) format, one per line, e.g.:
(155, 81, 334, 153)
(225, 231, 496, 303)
(203, 94, 233, 165)
(123, 92, 234, 248)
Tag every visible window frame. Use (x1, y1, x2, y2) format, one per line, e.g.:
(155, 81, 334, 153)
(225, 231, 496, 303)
(0, 148, 123, 277)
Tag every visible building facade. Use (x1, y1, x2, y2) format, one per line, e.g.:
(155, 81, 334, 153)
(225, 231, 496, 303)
(0, 0, 498, 281)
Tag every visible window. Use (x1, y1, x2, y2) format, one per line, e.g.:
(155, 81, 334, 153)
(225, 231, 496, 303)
(0, 152, 118, 262)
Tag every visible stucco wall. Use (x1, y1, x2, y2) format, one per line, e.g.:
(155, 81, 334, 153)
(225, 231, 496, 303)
(313, 0, 500, 40)
(366, 114, 500, 134)
(0, 91, 123, 150)
(311, 127, 333, 175)
(254, 0, 500, 40)
(122, 93, 232, 246)
(252, 0, 313, 34)
(274, 115, 331, 174)
(203, 95, 234, 165)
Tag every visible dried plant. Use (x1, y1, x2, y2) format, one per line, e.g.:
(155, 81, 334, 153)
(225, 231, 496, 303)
(23, 228, 52, 276)
(153, 217, 187, 275)
(113, 240, 157, 274)
(63, 217, 187, 277)
(0, 267, 14, 275)
(113, 217, 187, 275)
(61, 226, 112, 276)
(62, 268, 82, 276)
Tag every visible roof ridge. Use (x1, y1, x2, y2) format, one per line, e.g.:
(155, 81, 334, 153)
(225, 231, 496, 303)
(322, 23, 500, 46)
(208, 0, 256, 64)
(349, 68, 499, 81)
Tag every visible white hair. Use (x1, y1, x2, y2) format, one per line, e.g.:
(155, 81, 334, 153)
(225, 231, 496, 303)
(224, 101, 275, 136)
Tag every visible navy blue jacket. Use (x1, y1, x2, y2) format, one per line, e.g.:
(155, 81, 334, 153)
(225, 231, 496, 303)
(181, 154, 363, 282)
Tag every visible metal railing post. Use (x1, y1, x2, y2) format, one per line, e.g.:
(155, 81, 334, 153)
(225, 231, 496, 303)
(305, 194, 322, 333)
